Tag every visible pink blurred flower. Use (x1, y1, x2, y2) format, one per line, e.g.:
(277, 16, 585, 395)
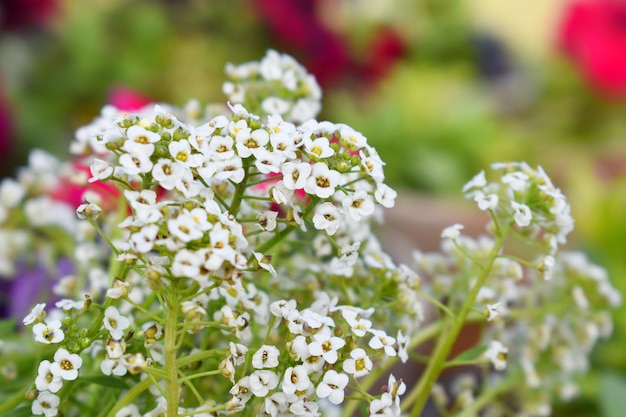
(558, 0, 626, 98)
(108, 86, 153, 111)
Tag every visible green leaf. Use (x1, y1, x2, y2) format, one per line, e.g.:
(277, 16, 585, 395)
(599, 372, 626, 417)
(0, 406, 34, 417)
(80, 375, 129, 390)
(449, 344, 488, 364)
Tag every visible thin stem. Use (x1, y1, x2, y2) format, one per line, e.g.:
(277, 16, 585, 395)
(455, 376, 516, 417)
(406, 234, 505, 417)
(165, 279, 181, 417)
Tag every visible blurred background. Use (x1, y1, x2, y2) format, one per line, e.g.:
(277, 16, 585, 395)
(1, 0, 625, 415)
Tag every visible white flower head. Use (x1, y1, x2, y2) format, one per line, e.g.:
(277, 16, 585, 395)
(32, 391, 60, 417)
(252, 345, 281, 369)
(484, 302, 504, 321)
(103, 306, 131, 340)
(33, 320, 65, 344)
(281, 365, 312, 395)
(23, 303, 46, 325)
(50, 348, 83, 380)
(511, 201, 532, 227)
(342, 348, 373, 378)
(35, 360, 63, 393)
(316, 369, 349, 405)
(441, 223, 464, 240)
(484, 340, 508, 371)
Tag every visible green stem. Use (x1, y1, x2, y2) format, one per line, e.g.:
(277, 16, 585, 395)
(0, 386, 28, 414)
(339, 321, 445, 417)
(228, 161, 251, 217)
(165, 279, 181, 417)
(406, 235, 504, 417)
(105, 378, 153, 417)
(455, 375, 516, 417)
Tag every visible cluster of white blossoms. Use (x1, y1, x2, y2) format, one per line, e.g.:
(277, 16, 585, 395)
(223, 49, 322, 123)
(0, 51, 620, 417)
(411, 164, 621, 417)
(463, 162, 574, 252)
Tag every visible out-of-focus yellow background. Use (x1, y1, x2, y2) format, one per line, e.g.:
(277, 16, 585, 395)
(1, 1, 625, 415)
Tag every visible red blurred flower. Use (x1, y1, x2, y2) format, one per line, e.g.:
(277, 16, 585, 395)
(253, 0, 405, 88)
(0, 88, 12, 160)
(0, 0, 57, 32)
(558, 0, 626, 98)
(108, 86, 153, 112)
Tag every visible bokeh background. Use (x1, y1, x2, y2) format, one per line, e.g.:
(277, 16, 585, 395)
(1, 0, 625, 416)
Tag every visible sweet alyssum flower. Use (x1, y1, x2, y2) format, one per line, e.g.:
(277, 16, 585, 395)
(49, 348, 83, 381)
(33, 320, 64, 344)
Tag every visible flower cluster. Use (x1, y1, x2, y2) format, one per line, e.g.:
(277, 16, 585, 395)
(0, 51, 619, 417)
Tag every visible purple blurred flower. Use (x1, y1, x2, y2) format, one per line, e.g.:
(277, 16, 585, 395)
(0, 258, 73, 322)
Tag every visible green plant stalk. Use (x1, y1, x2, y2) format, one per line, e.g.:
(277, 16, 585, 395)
(165, 279, 181, 417)
(0, 386, 29, 414)
(406, 235, 504, 417)
(339, 321, 445, 417)
(454, 375, 516, 417)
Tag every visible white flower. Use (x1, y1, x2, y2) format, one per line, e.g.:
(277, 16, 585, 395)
(126, 124, 160, 145)
(254, 252, 278, 278)
(119, 142, 154, 175)
(101, 358, 128, 376)
(215, 156, 245, 183)
(76, 201, 103, 220)
(441, 224, 463, 240)
(50, 348, 83, 380)
(236, 128, 269, 158)
(484, 302, 504, 321)
(342, 309, 372, 337)
(282, 365, 312, 395)
(281, 161, 312, 190)
(368, 329, 397, 357)
(88, 159, 114, 183)
(308, 327, 345, 364)
(257, 210, 278, 232)
(511, 202, 532, 227)
(262, 96, 291, 115)
(249, 370, 279, 397)
(0, 178, 25, 209)
(484, 340, 508, 371)
(304, 163, 342, 199)
(462, 170, 486, 194)
(316, 369, 349, 405)
(397, 330, 410, 363)
(152, 159, 186, 190)
(32, 391, 60, 417)
(312, 202, 342, 235)
(342, 189, 375, 221)
(374, 183, 397, 208)
(304, 136, 334, 159)
(538, 255, 555, 280)
(103, 306, 131, 340)
(502, 171, 529, 191)
(23, 303, 46, 325)
(252, 345, 281, 369)
(474, 192, 499, 211)
(35, 360, 63, 393)
(342, 348, 372, 378)
(33, 320, 65, 344)
(55, 298, 85, 311)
